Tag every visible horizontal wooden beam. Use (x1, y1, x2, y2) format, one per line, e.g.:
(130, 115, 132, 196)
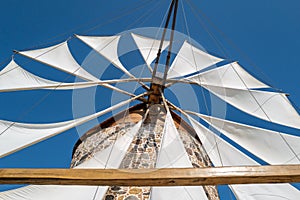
(1, 165, 300, 186)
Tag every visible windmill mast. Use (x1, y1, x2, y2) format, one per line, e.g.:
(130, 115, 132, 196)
(148, 0, 179, 104)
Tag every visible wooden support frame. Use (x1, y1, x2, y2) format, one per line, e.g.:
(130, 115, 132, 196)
(1, 165, 300, 186)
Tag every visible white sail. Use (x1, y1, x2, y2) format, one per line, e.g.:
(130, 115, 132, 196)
(76, 35, 134, 77)
(0, 119, 81, 159)
(0, 185, 105, 200)
(17, 41, 99, 81)
(185, 62, 269, 89)
(151, 111, 208, 200)
(0, 94, 142, 158)
(195, 112, 300, 164)
(131, 33, 169, 68)
(0, 59, 100, 92)
(0, 120, 143, 200)
(167, 40, 223, 78)
(0, 59, 58, 90)
(79, 120, 143, 168)
(155, 111, 192, 168)
(187, 115, 300, 199)
(202, 85, 300, 129)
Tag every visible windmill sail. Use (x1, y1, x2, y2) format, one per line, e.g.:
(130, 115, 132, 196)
(131, 33, 170, 70)
(75, 35, 134, 77)
(184, 62, 269, 89)
(181, 61, 300, 128)
(151, 111, 208, 200)
(197, 113, 300, 164)
(187, 115, 300, 199)
(201, 85, 300, 129)
(17, 41, 99, 81)
(167, 40, 223, 78)
(79, 120, 143, 169)
(0, 94, 142, 158)
(0, 120, 144, 200)
(0, 59, 100, 92)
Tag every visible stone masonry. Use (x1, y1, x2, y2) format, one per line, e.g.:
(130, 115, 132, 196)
(71, 104, 219, 200)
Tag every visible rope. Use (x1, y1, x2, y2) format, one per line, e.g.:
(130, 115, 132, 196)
(180, 1, 226, 171)
(185, 0, 278, 90)
(180, 0, 210, 116)
(0, 56, 15, 71)
(134, 0, 171, 73)
(120, 1, 162, 90)
(119, 0, 171, 93)
(81, 0, 156, 35)
(91, 186, 100, 200)
(0, 0, 160, 138)
(184, 0, 300, 163)
(0, 0, 156, 69)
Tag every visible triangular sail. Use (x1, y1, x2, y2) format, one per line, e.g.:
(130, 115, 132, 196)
(131, 33, 169, 69)
(79, 120, 143, 168)
(0, 94, 143, 158)
(76, 35, 134, 78)
(185, 62, 269, 89)
(155, 111, 192, 168)
(17, 41, 99, 81)
(201, 85, 300, 129)
(0, 119, 81, 158)
(167, 40, 223, 78)
(187, 115, 300, 199)
(151, 111, 208, 200)
(0, 120, 143, 200)
(16, 41, 142, 96)
(195, 112, 300, 164)
(0, 59, 99, 92)
(0, 185, 104, 200)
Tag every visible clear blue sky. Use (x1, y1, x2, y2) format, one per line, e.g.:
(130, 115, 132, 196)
(1, 0, 300, 103)
(0, 0, 300, 198)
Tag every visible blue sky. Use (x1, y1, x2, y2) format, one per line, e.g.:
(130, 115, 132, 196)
(1, 0, 300, 103)
(0, 0, 300, 198)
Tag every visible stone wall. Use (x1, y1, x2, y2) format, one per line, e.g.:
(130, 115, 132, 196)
(71, 105, 219, 200)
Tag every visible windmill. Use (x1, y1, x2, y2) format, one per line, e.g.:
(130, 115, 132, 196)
(1, 0, 300, 199)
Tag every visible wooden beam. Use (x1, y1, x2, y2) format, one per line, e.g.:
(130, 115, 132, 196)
(1, 165, 300, 186)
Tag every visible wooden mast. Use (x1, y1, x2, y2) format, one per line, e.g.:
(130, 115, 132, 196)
(148, 0, 178, 104)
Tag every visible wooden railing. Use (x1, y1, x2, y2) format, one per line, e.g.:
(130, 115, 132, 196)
(1, 165, 300, 186)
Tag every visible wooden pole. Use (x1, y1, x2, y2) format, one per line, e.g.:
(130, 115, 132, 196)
(1, 165, 300, 186)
